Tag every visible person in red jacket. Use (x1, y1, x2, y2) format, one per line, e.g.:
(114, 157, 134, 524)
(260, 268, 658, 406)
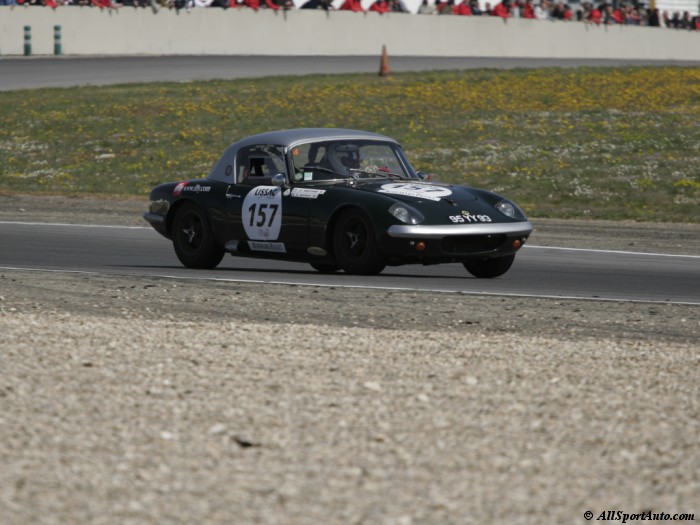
(610, 4, 624, 23)
(369, 0, 390, 13)
(562, 3, 572, 19)
(588, 4, 602, 24)
(521, 0, 536, 18)
(339, 0, 365, 10)
(453, 0, 472, 15)
(492, 0, 510, 17)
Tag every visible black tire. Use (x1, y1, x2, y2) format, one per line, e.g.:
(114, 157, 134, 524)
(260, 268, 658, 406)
(310, 263, 341, 274)
(332, 209, 386, 275)
(463, 254, 515, 278)
(172, 203, 225, 269)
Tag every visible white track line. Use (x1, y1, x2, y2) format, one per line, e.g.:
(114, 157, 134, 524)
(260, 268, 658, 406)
(0, 220, 150, 230)
(523, 245, 700, 259)
(0, 266, 698, 306)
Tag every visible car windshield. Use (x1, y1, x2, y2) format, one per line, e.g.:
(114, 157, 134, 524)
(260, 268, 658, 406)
(289, 140, 417, 182)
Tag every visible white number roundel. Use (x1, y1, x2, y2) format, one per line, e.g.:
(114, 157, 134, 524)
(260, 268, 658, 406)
(242, 186, 283, 241)
(379, 183, 452, 202)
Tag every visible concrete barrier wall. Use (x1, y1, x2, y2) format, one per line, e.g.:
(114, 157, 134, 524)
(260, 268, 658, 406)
(2, 7, 700, 60)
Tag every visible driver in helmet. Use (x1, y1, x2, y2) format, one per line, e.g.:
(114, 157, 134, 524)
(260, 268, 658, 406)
(328, 143, 361, 176)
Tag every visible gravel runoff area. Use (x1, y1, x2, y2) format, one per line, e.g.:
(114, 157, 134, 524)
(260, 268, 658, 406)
(1, 194, 699, 525)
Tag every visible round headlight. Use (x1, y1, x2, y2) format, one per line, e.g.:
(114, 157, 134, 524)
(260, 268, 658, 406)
(388, 203, 424, 225)
(495, 200, 519, 218)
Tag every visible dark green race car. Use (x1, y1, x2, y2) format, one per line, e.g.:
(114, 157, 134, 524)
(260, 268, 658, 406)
(144, 128, 533, 277)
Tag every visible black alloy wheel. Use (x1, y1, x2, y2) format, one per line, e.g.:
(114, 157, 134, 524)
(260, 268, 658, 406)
(172, 203, 225, 269)
(332, 208, 386, 275)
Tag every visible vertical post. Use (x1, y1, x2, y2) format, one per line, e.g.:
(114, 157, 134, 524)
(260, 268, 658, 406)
(379, 45, 391, 78)
(54, 25, 62, 56)
(23, 26, 31, 57)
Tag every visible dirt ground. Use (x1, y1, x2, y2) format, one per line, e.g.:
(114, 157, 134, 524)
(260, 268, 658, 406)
(1, 194, 698, 525)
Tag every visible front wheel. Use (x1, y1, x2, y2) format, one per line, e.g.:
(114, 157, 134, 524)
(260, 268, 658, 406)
(463, 254, 515, 278)
(172, 203, 225, 269)
(332, 209, 386, 275)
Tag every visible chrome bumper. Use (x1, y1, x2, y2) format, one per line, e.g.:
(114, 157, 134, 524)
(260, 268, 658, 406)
(387, 221, 533, 239)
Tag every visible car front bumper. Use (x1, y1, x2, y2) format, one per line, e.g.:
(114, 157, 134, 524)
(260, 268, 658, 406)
(387, 221, 533, 239)
(383, 220, 533, 261)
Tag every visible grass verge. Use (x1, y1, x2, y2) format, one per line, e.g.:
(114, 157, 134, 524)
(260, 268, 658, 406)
(1, 67, 699, 222)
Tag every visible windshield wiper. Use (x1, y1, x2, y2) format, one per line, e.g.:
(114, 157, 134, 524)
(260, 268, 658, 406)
(349, 168, 404, 180)
(301, 164, 336, 174)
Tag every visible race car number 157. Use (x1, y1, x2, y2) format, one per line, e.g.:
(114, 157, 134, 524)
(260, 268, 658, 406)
(242, 186, 282, 240)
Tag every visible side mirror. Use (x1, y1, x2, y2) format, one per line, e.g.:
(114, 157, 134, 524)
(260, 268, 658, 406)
(416, 171, 430, 182)
(271, 173, 289, 189)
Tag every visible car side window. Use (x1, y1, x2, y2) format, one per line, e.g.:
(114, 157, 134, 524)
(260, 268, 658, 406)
(236, 145, 286, 186)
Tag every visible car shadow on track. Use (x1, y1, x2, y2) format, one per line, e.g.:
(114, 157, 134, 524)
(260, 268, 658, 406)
(118, 264, 481, 280)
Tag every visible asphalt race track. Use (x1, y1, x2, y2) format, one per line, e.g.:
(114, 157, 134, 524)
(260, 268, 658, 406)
(4, 55, 700, 91)
(2, 221, 698, 305)
(2, 56, 699, 305)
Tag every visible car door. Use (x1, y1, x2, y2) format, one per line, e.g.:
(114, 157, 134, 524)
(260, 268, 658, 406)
(225, 144, 309, 257)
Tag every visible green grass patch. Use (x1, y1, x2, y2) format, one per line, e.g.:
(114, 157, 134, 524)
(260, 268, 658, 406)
(1, 67, 699, 222)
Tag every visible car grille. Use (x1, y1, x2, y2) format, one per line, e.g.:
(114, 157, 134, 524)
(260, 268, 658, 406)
(441, 235, 505, 255)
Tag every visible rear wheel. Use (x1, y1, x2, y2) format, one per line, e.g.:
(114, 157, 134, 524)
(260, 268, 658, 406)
(172, 203, 225, 269)
(463, 254, 515, 278)
(310, 263, 341, 274)
(332, 209, 386, 275)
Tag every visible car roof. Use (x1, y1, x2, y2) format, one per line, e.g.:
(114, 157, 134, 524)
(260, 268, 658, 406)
(231, 128, 399, 150)
(207, 128, 401, 183)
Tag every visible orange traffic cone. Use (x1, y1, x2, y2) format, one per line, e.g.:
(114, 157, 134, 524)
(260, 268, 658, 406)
(379, 45, 391, 77)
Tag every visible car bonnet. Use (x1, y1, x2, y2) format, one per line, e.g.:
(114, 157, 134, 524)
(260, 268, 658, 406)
(355, 181, 478, 203)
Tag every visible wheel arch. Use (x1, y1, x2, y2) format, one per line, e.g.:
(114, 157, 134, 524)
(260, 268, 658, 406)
(165, 198, 203, 238)
(324, 203, 381, 260)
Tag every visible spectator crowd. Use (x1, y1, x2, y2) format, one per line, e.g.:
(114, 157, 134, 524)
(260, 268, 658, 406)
(1, 0, 699, 31)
